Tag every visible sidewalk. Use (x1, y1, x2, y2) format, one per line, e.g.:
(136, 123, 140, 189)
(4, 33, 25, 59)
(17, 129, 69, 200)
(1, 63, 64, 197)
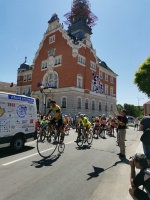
(89, 127, 144, 200)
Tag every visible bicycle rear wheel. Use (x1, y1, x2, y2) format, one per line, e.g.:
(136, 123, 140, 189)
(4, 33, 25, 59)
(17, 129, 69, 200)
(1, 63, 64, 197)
(37, 131, 58, 159)
(76, 134, 84, 147)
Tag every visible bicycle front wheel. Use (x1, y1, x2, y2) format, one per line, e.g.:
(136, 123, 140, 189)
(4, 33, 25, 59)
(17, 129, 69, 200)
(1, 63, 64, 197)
(87, 131, 93, 145)
(37, 131, 58, 159)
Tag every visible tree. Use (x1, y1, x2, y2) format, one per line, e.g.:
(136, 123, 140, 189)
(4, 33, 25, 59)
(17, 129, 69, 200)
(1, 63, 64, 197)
(117, 104, 123, 113)
(134, 57, 150, 97)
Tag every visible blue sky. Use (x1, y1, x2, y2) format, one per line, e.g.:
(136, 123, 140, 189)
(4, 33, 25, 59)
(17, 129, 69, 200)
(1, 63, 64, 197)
(0, 0, 150, 106)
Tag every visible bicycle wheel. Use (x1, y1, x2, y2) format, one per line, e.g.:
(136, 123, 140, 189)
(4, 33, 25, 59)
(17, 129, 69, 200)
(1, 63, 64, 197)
(87, 131, 93, 145)
(64, 129, 69, 136)
(76, 134, 84, 147)
(37, 129, 46, 142)
(58, 142, 65, 153)
(37, 131, 58, 159)
(93, 129, 99, 139)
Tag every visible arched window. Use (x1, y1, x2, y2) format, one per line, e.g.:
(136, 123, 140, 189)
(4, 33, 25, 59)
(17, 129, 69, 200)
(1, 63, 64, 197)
(61, 97, 67, 108)
(44, 72, 58, 88)
(77, 97, 82, 109)
(85, 99, 89, 109)
(92, 100, 95, 110)
(99, 102, 102, 111)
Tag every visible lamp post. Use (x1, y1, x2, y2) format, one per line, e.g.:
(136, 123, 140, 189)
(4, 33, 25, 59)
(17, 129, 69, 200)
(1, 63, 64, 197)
(137, 97, 144, 106)
(106, 95, 108, 117)
(40, 86, 52, 115)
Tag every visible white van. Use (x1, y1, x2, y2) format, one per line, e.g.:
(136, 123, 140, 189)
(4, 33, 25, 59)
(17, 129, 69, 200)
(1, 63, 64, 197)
(0, 92, 38, 151)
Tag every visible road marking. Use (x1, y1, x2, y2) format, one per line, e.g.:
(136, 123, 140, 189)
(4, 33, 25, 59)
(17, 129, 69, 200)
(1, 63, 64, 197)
(2, 140, 75, 166)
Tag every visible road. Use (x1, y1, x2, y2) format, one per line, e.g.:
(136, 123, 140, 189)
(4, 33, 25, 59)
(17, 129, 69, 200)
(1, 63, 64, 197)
(0, 127, 142, 200)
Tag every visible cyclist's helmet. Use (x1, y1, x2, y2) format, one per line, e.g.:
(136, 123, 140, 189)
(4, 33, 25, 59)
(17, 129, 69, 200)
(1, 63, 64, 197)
(50, 100, 56, 103)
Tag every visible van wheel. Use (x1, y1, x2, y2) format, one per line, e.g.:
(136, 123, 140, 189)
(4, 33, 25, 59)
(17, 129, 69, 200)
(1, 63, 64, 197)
(11, 137, 24, 151)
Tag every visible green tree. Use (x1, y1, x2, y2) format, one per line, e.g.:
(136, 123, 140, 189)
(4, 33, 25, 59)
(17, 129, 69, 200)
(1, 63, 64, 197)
(134, 57, 150, 97)
(117, 104, 123, 113)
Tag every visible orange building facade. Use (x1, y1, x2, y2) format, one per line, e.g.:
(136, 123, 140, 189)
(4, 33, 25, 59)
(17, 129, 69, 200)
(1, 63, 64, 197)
(17, 1, 117, 117)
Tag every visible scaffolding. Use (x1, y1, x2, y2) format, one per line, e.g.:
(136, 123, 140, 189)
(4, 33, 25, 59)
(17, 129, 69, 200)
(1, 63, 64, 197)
(64, 0, 98, 27)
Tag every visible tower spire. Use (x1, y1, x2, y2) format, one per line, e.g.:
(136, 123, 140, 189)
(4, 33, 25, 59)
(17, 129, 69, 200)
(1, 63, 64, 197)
(64, 0, 98, 41)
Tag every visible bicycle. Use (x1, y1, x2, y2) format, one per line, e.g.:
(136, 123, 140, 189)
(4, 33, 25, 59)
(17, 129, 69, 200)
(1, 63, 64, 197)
(93, 126, 101, 139)
(37, 123, 65, 158)
(76, 126, 93, 147)
(64, 124, 69, 136)
(99, 125, 107, 139)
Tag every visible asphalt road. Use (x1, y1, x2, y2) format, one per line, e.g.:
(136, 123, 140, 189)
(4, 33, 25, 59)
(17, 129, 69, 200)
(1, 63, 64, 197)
(0, 127, 142, 200)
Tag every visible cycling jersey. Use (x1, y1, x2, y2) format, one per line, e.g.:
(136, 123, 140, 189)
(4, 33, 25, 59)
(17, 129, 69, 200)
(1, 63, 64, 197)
(48, 104, 61, 120)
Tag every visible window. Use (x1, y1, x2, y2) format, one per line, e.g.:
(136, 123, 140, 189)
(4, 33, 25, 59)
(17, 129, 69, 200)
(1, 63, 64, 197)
(111, 103, 113, 109)
(49, 35, 55, 44)
(99, 102, 102, 111)
(105, 85, 108, 95)
(77, 75, 83, 88)
(85, 99, 89, 109)
(110, 76, 113, 83)
(105, 73, 108, 81)
(90, 61, 96, 71)
(61, 97, 67, 108)
(41, 60, 47, 70)
(77, 97, 82, 109)
(55, 55, 62, 66)
(99, 71, 103, 79)
(110, 87, 113, 96)
(92, 100, 95, 110)
(48, 48, 55, 56)
(23, 75, 26, 81)
(44, 72, 58, 88)
(78, 54, 86, 66)
(28, 74, 32, 80)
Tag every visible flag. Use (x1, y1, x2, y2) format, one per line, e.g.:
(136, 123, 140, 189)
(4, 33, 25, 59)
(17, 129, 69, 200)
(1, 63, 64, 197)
(37, 82, 42, 87)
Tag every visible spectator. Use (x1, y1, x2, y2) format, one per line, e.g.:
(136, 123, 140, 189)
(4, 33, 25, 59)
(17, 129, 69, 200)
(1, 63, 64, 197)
(111, 108, 128, 157)
(139, 115, 150, 165)
(134, 117, 140, 131)
(129, 153, 150, 200)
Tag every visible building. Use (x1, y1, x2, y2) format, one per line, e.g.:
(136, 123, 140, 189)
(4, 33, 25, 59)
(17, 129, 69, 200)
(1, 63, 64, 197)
(0, 81, 16, 94)
(144, 101, 150, 116)
(17, 0, 117, 117)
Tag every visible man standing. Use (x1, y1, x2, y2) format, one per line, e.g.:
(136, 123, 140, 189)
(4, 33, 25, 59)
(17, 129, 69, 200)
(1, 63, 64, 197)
(139, 115, 150, 165)
(111, 108, 128, 157)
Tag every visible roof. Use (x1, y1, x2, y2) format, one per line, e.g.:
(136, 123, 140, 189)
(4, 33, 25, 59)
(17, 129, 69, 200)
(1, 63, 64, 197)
(0, 81, 17, 94)
(20, 57, 30, 69)
(97, 57, 118, 75)
(144, 101, 150, 105)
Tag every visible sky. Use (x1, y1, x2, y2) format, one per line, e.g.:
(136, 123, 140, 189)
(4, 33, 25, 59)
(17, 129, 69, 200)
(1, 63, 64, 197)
(0, 0, 150, 106)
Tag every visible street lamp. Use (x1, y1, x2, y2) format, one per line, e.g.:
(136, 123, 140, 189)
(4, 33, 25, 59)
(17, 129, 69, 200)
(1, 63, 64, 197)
(137, 97, 144, 106)
(40, 86, 52, 115)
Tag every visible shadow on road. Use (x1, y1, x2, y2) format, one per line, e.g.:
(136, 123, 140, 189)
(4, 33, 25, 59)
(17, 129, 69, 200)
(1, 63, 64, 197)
(0, 146, 35, 158)
(76, 145, 92, 150)
(87, 157, 129, 180)
(31, 154, 61, 168)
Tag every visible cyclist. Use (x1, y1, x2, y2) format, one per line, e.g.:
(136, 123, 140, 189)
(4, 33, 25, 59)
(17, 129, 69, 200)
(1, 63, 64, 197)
(93, 116, 101, 135)
(63, 115, 69, 132)
(80, 114, 91, 136)
(47, 100, 65, 143)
